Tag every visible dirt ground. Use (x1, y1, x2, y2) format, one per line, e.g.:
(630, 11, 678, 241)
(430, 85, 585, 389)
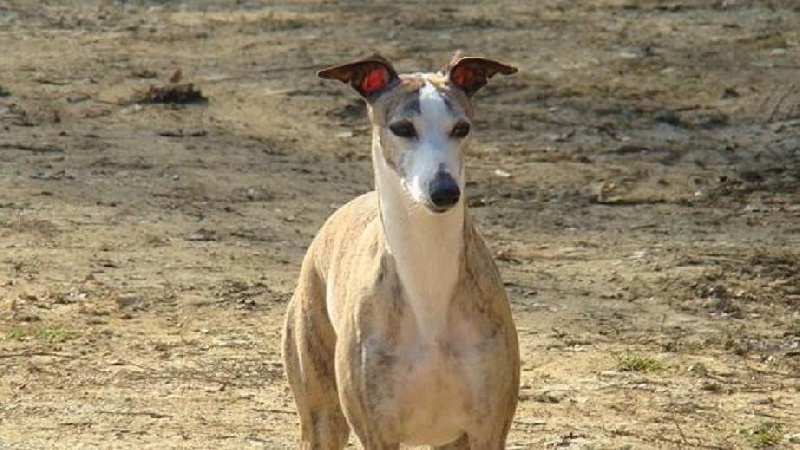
(1, 1, 798, 448)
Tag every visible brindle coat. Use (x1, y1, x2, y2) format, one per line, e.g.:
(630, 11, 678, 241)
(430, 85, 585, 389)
(282, 53, 520, 449)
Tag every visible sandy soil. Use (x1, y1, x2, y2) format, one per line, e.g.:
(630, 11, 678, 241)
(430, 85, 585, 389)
(1, 1, 799, 448)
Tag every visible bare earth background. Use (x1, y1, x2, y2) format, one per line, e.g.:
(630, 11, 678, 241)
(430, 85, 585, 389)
(1, 1, 799, 448)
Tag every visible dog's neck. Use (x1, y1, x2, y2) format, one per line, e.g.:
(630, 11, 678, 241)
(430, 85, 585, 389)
(372, 133, 465, 341)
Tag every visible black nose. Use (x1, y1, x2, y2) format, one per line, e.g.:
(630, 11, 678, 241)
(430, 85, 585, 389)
(429, 172, 461, 210)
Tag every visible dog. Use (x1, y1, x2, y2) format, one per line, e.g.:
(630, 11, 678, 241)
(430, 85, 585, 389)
(282, 52, 520, 449)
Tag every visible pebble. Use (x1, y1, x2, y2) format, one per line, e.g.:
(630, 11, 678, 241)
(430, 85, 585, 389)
(534, 389, 569, 404)
(600, 370, 629, 379)
(185, 229, 218, 242)
(335, 131, 353, 138)
(116, 292, 144, 309)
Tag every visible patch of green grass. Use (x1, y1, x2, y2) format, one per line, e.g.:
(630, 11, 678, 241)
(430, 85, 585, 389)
(6, 327, 29, 341)
(616, 353, 665, 373)
(741, 422, 784, 448)
(284, 19, 306, 29)
(5, 325, 80, 343)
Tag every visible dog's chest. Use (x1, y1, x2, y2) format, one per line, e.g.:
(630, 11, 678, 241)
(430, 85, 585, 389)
(380, 333, 481, 446)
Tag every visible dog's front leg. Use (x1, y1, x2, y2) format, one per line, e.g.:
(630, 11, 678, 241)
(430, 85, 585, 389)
(282, 265, 350, 450)
(335, 335, 402, 450)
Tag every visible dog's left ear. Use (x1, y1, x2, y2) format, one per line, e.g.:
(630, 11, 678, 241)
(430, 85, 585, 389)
(318, 55, 399, 101)
(445, 53, 517, 97)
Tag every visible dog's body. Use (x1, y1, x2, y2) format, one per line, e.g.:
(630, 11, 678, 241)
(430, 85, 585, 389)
(282, 54, 520, 449)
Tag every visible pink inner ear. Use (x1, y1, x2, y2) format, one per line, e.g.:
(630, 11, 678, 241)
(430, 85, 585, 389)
(361, 65, 388, 94)
(451, 66, 471, 88)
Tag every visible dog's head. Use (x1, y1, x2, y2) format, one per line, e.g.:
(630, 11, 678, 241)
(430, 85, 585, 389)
(319, 52, 517, 214)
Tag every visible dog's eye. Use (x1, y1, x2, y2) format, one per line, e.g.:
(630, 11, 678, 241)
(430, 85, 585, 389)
(389, 121, 417, 139)
(450, 122, 471, 138)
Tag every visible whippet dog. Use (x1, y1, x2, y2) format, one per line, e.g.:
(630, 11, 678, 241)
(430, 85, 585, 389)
(282, 52, 520, 449)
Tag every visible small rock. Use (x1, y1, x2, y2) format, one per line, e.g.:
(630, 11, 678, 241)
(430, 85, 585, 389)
(19, 292, 39, 302)
(544, 131, 575, 142)
(494, 169, 511, 178)
(116, 292, 144, 309)
(121, 104, 144, 115)
(238, 298, 256, 309)
(246, 188, 258, 200)
(132, 68, 158, 79)
(67, 94, 91, 104)
(786, 433, 800, 444)
(687, 363, 708, 375)
(169, 69, 183, 84)
(721, 87, 740, 99)
(618, 50, 641, 59)
(600, 370, 629, 379)
(185, 229, 218, 242)
(534, 389, 569, 403)
(335, 131, 354, 138)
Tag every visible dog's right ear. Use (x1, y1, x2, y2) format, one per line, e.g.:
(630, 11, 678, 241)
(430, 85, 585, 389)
(317, 55, 399, 101)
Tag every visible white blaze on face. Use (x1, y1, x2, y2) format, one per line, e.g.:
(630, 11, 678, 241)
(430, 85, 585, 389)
(374, 77, 469, 343)
(402, 80, 463, 206)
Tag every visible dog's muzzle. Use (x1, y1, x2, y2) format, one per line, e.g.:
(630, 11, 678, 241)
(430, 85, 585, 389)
(428, 172, 461, 212)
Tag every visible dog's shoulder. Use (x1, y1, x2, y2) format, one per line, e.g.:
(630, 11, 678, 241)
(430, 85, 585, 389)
(321, 191, 379, 235)
(308, 191, 381, 268)
(461, 217, 509, 305)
